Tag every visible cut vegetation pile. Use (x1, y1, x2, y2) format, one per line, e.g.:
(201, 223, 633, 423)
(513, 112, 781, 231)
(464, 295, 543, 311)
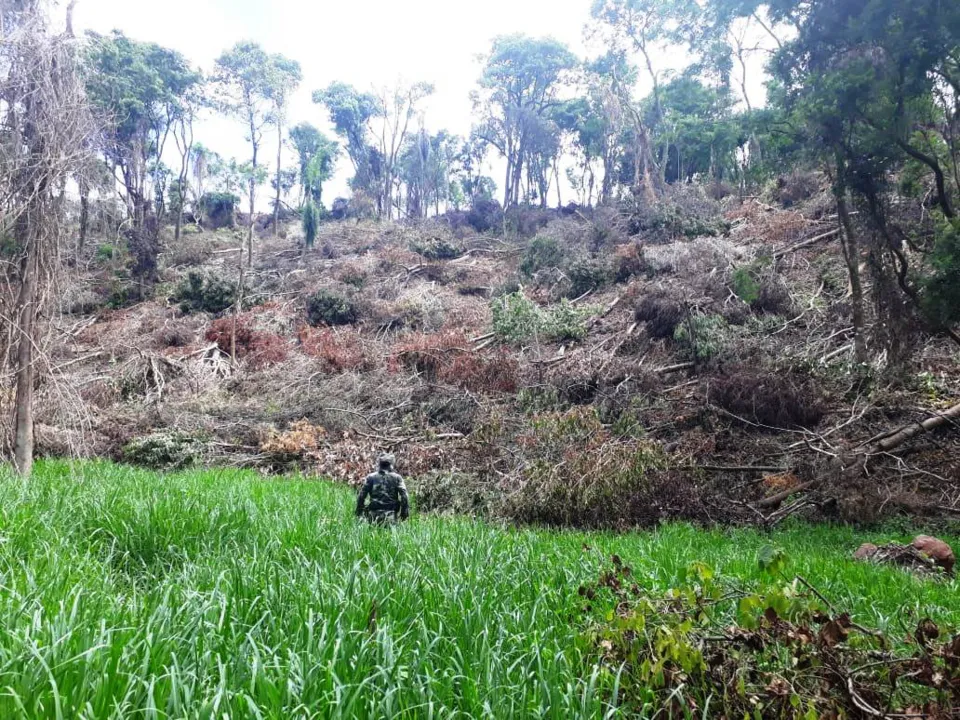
(32, 182, 960, 530)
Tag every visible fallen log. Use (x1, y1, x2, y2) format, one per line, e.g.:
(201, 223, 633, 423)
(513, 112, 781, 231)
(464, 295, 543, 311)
(855, 401, 960, 454)
(773, 228, 840, 259)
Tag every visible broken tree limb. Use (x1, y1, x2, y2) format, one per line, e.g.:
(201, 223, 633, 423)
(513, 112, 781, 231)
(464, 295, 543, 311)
(651, 361, 695, 374)
(754, 480, 818, 509)
(773, 228, 840, 259)
(855, 401, 960, 454)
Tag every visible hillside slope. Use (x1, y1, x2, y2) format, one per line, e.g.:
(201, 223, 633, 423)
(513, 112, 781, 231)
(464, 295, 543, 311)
(41, 185, 960, 527)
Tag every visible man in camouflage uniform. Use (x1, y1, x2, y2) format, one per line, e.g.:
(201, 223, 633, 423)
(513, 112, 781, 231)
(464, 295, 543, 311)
(355, 453, 410, 524)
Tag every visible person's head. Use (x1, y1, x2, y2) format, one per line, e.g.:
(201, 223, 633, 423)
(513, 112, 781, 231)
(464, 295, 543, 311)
(377, 453, 395, 472)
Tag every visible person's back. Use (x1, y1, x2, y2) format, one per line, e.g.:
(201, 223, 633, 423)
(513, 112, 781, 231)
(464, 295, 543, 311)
(356, 454, 409, 523)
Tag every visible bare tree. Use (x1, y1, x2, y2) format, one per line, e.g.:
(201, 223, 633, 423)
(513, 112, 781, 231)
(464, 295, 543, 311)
(0, 0, 93, 475)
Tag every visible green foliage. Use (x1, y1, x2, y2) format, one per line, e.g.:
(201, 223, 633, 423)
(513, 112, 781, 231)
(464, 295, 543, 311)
(199, 192, 239, 228)
(732, 265, 761, 304)
(409, 236, 462, 260)
(96, 243, 117, 262)
(673, 312, 728, 360)
(922, 217, 960, 330)
(301, 200, 319, 249)
(0, 461, 957, 718)
(519, 235, 564, 277)
(491, 292, 594, 344)
(306, 290, 359, 327)
(507, 408, 667, 527)
(121, 432, 204, 470)
(566, 257, 612, 297)
(173, 271, 236, 315)
(289, 122, 339, 205)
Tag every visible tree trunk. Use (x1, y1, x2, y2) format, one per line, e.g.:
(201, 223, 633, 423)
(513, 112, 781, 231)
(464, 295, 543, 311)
(836, 189, 867, 364)
(78, 182, 89, 253)
(13, 230, 39, 477)
(247, 112, 258, 268)
(274, 119, 282, 236)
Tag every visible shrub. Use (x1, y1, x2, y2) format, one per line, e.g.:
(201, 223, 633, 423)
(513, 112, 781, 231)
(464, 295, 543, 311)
(121, 431, 204, 470)
(612, 243, 647, 283)
(466, 197, 503, 233)
(771, 169, 820, 208)
(306, 290, 359, 327)
(922, 217, 960, 331)
(505, 408, 667, 528)
(298, 327, 371, 373)
(732, 266, 761, 304)
(491, 293, 593, 344)
(200, 192, 239, 229)
(520, 236, 564, 277)
(635, 290, 686, 339)
(708, 367, 825, 429)
(205, 316, 288, 369)
(565, 257, 612, 298)
(302, 201, 319, 249)
(412, 470, 495, 516)
(392, 330, 518, 393)
(673, 312, 728, 361)
(259, 420, 326, 466)
(410, 236, 462, 260)
(732, 262, 793, 315)
(174, 271, 236, 315)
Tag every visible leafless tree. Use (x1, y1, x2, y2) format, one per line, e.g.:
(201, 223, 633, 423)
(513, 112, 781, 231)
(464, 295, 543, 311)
(0, 0, 93, 475)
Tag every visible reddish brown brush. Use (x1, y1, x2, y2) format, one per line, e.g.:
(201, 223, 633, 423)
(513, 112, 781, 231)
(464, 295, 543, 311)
(298, 326, 373, 373)
(391, 330, 518, 393)
(205, 315, 288, 370)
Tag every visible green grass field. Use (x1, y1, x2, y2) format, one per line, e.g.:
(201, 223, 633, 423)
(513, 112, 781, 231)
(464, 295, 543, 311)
(0, 461, 956, 719)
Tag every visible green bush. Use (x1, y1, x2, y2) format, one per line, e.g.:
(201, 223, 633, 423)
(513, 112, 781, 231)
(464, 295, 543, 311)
(121, 431, 204, 470)
(306, 290, 359, 327)
(519, 236, 564, 277)
(491, 293, 594, 344)
(674, 312, 728, 360)
(922, 217, 960, 330)
(565, 257, 612, 298)
(410, 236, 462, 260)
(491, 292, 543, 343)
(302, 201, 319, 249)
(174, 271, 236, 315)
(732, 266, 761, 304)
(200, 192, 239, 229)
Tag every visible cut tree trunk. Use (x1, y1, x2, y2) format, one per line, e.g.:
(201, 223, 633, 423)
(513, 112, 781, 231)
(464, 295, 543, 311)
(13, 232, 40, 476)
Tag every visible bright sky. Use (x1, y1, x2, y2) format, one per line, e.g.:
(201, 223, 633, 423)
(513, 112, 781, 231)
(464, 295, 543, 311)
(72, 0, 770, 207)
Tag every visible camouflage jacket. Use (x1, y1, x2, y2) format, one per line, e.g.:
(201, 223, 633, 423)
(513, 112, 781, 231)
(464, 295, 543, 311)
(356, 470, 409, 519)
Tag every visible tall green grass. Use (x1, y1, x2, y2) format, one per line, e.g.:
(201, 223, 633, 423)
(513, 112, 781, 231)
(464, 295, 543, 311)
(0, 460, 956, 718)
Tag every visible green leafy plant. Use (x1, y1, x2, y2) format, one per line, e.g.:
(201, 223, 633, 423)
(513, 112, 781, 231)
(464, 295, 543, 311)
(121, 431, 204, 470)
(306, 289, 359, 326)
(673, 312, 728, 360)
(491, 292, 594, 344)
(302, 200, 319, 248)
(173, 271, 237, 315)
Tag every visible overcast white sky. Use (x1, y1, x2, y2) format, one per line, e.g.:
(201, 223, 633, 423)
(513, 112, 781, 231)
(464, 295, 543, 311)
(72, 0, 769, 207)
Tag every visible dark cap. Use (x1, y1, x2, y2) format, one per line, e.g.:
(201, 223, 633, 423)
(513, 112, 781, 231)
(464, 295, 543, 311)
(377, 453, 395, 468)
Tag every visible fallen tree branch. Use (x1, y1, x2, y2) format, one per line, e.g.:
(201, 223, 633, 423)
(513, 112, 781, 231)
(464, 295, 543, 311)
(773, 228, 840, 259)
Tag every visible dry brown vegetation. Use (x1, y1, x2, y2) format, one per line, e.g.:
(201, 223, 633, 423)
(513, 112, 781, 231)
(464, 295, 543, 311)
(34, 185, 960, 529)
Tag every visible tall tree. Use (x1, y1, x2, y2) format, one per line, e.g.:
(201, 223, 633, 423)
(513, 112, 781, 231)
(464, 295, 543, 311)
(472, 35, 576, 209)
(373, 81, 433, 219)
(267, 57, 301, 235)
(214, 42, 299, 264)
(83, 31, 200, 228)
(1, 0, 92, 475)
(289, 122, 339, 208)
(313, 82, 380, 205)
